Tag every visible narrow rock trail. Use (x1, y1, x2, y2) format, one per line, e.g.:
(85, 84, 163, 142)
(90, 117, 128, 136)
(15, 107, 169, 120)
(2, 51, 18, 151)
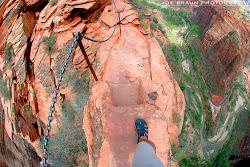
(83, 13, 185, 166)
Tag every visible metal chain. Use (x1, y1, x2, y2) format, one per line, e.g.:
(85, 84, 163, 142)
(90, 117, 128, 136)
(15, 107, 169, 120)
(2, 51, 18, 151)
(42, 32, 80, 167)
(81, 0, 120, 43)
(42, 0, 120, 165)
(81, 11, 120, 43)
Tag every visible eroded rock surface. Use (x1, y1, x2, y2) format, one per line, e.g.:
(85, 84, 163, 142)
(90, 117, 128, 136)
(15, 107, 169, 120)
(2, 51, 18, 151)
(196, 5, 250, 80)
(83, 3, 185, 166)
(0, 101, 41, 167)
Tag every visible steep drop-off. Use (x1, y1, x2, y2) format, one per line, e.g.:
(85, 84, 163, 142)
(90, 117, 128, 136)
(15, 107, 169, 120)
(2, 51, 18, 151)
(196, 5, 249, 81)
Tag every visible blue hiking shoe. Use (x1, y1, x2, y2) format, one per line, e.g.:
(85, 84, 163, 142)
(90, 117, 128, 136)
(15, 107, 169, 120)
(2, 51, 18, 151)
(135, 119, 148, 143)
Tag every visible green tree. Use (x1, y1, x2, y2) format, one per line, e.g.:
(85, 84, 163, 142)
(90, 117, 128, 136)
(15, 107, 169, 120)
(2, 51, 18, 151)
(0, 79, 10, 100)
(43, 32, 56, 55)
(49, 0, 57, 5)
(150, 22, 158, 30)
(4, 43, 14, 64)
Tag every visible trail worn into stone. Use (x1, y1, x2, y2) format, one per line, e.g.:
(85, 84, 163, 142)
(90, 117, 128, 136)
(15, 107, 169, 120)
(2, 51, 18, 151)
(83, 15, 185, 166)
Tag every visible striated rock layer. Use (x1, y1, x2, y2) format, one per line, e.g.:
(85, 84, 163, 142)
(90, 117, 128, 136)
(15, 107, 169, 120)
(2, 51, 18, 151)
(196, 5, 250, 80)
(0, 102, 41, 167)
(83, 2, 185, 167)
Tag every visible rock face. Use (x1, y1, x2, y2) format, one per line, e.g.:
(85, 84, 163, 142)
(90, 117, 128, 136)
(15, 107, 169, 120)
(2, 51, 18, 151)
(83, 2, 185, 167)
(0, 102, 41, 167)
(0, 0, 41, 165)
(0, 0, 185, 166)
(196, 5, 250, 80)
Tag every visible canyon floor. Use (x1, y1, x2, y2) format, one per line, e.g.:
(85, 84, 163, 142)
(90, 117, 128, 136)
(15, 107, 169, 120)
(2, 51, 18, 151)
(143, 1, 250, 166)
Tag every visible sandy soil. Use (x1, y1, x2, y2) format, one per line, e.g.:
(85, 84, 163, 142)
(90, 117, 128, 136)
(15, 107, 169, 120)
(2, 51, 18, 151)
(234, 96, 244, 112)
(181, 60, 190, 74)
(208, 95, 245, 143)
(208, 112, 232, 142)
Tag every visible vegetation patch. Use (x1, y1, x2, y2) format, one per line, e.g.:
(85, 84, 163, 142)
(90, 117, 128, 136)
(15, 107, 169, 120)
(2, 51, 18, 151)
(139, 18, 149, 29)
(64, 70, 89, 93)
(4, 43, 14, 65)
(178, 80, 186, 91)
(131, 0, 149, 28)
(150, 22, 157, 30)
(204, 109, 215, 138)
(132, 0, 148, 17)
(192, 91, 203, 114)
(43, 70, 90, 166)
(43, 32, 56, 55)
(146, 2, 189, 29)
(171, 43, 179, 64)
(49, 0, 57, 5)
(22, 103, 33, 117)
(209, 109, 250, 167)
(175, 105, 250, 167)
(0, 79, 10, 100)
(173, 110, 182, 125)
(46, 109, 88, 167)
(188, 24, 203, 38)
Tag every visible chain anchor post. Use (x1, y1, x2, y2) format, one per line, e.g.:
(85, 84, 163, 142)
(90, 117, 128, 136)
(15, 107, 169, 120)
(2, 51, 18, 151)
(77, 32, 98, 81)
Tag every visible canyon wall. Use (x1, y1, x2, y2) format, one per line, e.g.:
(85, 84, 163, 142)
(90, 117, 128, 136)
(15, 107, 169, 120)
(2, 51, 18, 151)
(0, 101, 41, 167)
(196, 5, 249, 81)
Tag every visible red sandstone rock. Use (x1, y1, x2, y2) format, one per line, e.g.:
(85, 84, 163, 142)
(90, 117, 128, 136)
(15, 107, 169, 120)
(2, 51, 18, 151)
(66, 0, 94, 5)
(7, 10, 35, 84)
(25, 0, 42, 6)
(120, 9, 138, 21)
(125, 14, 138, 23)
(115, 0, 126, 12)
(100, 4, 118, 27)
(25, 0, 47, 10)
(131, 19, 140, 25)
(0, 24, 9, 53)
(22, 11, 36, 38)
(38, 4, 57, 23)
(3, 0, 19, 20)
(0, 0, 8, 25)
(83, 21, 185, 166)
(0, 0, 21, 52)
(72, 2, 96, 10)
(197, 6, 249, 78)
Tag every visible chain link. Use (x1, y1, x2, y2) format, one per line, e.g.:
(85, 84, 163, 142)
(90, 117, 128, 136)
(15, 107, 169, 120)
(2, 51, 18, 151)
(42, 32, 80, 167)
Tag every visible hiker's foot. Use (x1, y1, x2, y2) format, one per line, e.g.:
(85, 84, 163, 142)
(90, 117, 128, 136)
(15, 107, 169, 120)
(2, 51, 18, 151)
(139, 136, 148, 142)
(135, 119, 148, 143)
